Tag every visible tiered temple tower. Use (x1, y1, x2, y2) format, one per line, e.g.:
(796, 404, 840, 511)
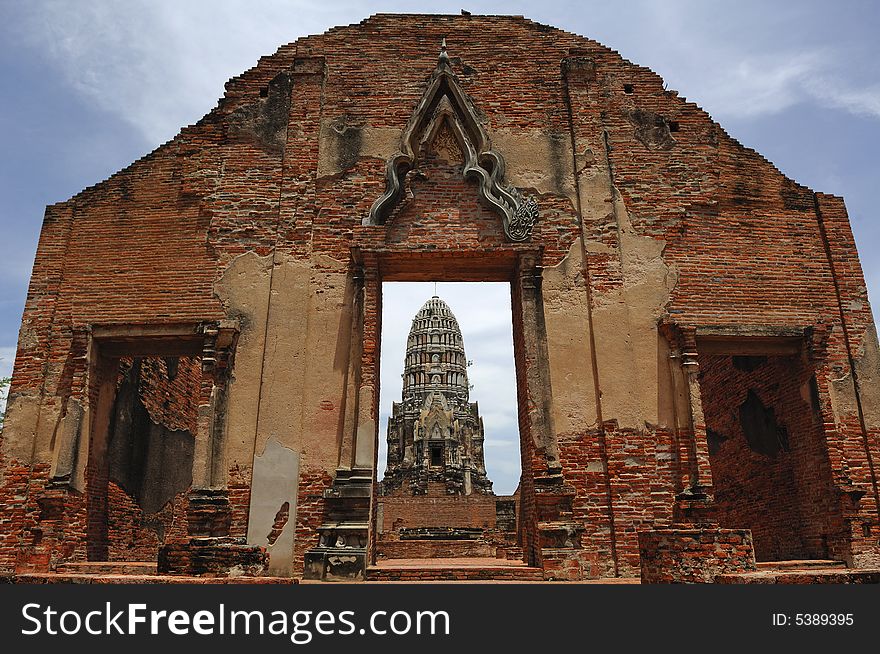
(380, 296, 493, 496)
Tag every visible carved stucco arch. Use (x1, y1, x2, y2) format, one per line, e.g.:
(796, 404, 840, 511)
(365, 41, 539, 242)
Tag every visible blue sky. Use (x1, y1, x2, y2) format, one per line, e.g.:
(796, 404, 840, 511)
(1, 1, 879, 493)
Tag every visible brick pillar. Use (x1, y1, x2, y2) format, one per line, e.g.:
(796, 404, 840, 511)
(514, 251, 561, 476)
(513, 251, 585, 578)
(302, 256, 374, 581)
(812, 193, 880, 567)
(334, 263, 364, 479)
(187, 323, 238, 538)
(673, 327, 715, 524)
(807, 322, 878, 566)
(638, 325, 745, 583)
(84, 353, 119, 563)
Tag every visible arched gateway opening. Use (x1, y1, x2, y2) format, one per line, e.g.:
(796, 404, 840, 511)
(7, 15, 877, 585)
(370, 251, 556, 577)
(302, 246, 567, 581)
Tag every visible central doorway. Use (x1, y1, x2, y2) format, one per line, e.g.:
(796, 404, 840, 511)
(377, 282, 520, 496)
(374, 282, 522, 564)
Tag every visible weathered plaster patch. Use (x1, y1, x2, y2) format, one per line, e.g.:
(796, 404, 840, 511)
(246, 436, 300, 576)
(542, 241, 598, 433)
(588, 187, 679, 429)
(0, 393, 41, 466)
(317, 121, 400, 178)
(355, 384, 376, 470)
(490, 129, 576, 200)
(854, 323, 880, 428)
(214, 251, 272, 466)
(16, 325, 39, 352)
(296, 259, 352, 472)
(50, 398, 83, 487)
(828, 370, 857, 420)
(227, 72, 293, 153)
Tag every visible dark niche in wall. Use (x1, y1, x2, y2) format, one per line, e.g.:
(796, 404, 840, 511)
(107, 358, 195, 514)
(738, 389, 790, 457)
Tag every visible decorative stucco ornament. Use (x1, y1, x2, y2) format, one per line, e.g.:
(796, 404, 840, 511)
(366, 39, 539, 242)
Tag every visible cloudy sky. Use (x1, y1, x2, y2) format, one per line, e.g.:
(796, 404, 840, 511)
(1, 1, 879, 491)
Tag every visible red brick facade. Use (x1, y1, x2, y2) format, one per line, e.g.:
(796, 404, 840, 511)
(1, 14, 878, 581)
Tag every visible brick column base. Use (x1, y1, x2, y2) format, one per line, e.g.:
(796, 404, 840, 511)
(187, 489, 232, 537)
(638, 527, 756, 583)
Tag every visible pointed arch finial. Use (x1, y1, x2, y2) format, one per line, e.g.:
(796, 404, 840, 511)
(364, 41, 540, 242)
(438, 37, 451, 72)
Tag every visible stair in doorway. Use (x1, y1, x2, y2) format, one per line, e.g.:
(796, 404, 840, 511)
(366, 557, 544, 582)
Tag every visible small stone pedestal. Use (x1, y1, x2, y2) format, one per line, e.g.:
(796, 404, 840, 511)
(303, 476, 370, 581)
(303, 538, 367, 582)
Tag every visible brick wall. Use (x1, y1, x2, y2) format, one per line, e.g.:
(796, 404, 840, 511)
(2, 13, 878, 578)
(639, 527, 756, 583)
(698, 354, 848, 562)
(292, 467, 333, 577)
(89, 356, 201, 563)
(106, 483, 189, 561)
(378, 495, 498, 532)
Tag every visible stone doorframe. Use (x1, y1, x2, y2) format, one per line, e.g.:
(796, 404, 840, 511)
(76, 321, 239, 560)
(304, 245, 565, 580)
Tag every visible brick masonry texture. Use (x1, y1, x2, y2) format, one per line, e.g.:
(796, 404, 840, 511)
(378, 495, 498, 531)
(638, 528, 756, 583)
(699, 354, 848, 562)
(1, 13, 879, 582)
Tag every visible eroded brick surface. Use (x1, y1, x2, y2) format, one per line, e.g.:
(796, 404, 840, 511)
(1, 14, 878, 582)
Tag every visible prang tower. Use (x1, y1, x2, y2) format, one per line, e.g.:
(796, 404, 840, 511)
(380, 296, 493, 496)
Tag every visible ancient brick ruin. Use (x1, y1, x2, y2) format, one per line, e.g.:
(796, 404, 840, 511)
(2, 14, 879, 583)
(380, 295, 492, 497)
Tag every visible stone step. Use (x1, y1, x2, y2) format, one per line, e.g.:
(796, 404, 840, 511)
(715, 568, 880, 584)
(55, 561, 158, 575)
(755, 559, 846, 571)
(377, 539, 497, 559)
(500, 546, 524, 561)
(4, 572, 296, 585)
(367, 567, 545, 582)
(367, 557, 544, 582)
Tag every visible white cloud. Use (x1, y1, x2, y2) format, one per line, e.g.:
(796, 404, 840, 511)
(0, 347, 15, 379)
(713, 53, 824, 118)
(804, 78, 880, 119)
(13, 0, 880, 150)
(671, 50, 880, 123)
(608, 1, 880, 124)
